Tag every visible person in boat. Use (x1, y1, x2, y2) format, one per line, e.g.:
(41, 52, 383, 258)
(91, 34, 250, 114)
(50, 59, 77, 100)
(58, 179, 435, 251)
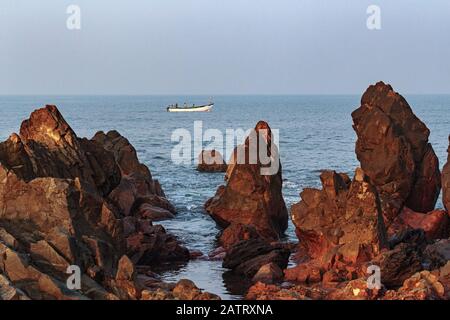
(175, 103, 178, 108)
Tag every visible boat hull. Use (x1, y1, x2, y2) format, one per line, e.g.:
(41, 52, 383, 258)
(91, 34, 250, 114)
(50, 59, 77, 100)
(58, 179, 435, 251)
(167, 104, 213, 112)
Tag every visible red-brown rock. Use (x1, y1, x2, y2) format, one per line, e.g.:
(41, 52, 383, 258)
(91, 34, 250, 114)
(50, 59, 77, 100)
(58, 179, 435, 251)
(291, 168, 388, 267)
(352, 82, 441, 223)
(222, 239, 290, 278)
(219, 223, 262, 250)
(443, 136, 450, 212)
(205, 121, 288, 239)
(388, 207, 450, 240)
(0, 105, 188, 300)
(252, 263, 284, 284)
(197, 149, 227, 172)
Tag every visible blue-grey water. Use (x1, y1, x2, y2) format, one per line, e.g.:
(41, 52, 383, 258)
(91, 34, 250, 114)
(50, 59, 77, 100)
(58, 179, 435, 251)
(0, 95, 449, 299)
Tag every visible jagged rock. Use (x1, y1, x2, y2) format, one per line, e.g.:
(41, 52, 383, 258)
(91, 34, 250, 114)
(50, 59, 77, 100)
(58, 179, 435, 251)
(197, 149, 227, 172)
(223, 239, 290, 277)
(0, 105, 188, 300)
(284, 263, 323, 284)
(252, 263, 284, 284)
(205, 121, 288, 239)
(443, 136, 450, 212)
(219, 223, 262, 250)
(388, 207, 450, 240)
(137, 203, 175, 222)
(126, 224, 189, 265)
(423, 239, 450, 269)
(326, 278, 383, 300)
(291, 168, 388, 267)
(0, 242, 87, 300)
(372, 243, 423, 288)
(383, 271, 446, 300)
(352, 82, 441, 223)
(0, 274, 30, 300)
(246, 282, 328, 300)
(111, 255, 139, 299)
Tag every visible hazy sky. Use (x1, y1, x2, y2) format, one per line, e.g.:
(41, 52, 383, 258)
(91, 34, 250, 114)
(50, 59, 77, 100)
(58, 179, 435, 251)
(1, 0, 449, 94)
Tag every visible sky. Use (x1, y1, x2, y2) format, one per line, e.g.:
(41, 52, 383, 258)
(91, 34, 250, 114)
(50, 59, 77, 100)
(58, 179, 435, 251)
(1, 0, 449, 95)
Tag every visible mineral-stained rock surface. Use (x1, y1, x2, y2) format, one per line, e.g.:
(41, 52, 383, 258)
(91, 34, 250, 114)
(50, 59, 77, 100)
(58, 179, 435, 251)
(352, 82, 441, 223)
(278, 82, 450, 301)
(219, 223, 262, 250)
(0, 105, 214, 300)
(291, 168, 388, 267)
(205, 121, 288, 240)
(197, 149, 227, 172)
(222, 239, 290, 278)
(443, 136, 450, 212)
(388, 207, 450, 241)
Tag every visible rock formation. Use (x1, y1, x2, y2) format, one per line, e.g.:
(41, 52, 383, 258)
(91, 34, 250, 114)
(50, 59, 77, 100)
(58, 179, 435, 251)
(388, 207, 449, 240)
(218, 223, 262, 250)
(205, 121, 288, 240)
(352, 82, 441, 223)
(0, 105, 212, 300)
(291, 168, 388, 268)
(197, 149, 227, 172)
(222, 239, 290, 278)
(272, 82, 450, 301)
(443, 136, 450, 212)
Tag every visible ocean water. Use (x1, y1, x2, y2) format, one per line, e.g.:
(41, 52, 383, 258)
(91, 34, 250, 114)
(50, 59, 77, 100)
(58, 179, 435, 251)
(0, 95, 449, 299)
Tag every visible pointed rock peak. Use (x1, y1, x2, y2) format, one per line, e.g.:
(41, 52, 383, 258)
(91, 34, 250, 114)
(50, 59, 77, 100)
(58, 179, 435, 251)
(19, 105, 77, 148)
(353, 167, 366, 183)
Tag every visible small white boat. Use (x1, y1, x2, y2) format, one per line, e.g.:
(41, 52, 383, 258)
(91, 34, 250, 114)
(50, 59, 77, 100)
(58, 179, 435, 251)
(167, 103, 213, 112)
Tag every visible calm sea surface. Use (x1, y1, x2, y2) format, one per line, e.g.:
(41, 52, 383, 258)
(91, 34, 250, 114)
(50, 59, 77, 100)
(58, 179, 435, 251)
(0, 95, 449, 299)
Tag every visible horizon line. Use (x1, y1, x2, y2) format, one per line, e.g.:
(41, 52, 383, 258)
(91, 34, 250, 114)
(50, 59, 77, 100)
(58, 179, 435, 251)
(1, 92, 450, 96)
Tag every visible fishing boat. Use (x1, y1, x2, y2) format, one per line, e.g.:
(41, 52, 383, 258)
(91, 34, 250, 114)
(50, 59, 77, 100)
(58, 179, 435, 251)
(166, 102, 214, 112)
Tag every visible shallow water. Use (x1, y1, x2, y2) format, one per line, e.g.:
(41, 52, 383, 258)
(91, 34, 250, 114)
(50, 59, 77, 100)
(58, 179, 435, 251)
(0, 94, 449, 299)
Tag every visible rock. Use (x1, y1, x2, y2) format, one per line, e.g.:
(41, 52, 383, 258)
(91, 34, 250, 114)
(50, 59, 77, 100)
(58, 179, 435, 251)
(111, 255, 139, 299)
(284, 264, 323, 284)
(372, 242, 423, 288)
(197, 149, 227, 172)
(0, 242, 87, 300)
(205, 121, 288, 239)
(388, 207, 450, 240)
(125, 225, 189, 265)
(423, 239, 450, 269)
(252, 263, 284, 284)
(141, 279, 220, 300)
(0, 105, 188, 300)
(219, 223, 262, 250)
(383, 271, 445, 300)
(352, 82, 441, 223)
(246, 282, 328, 300)
(137, 203, 175, 221)
(116, 255, 136, 281)
(326, 278, 382, 300)
(0, 274, 30, 300)
(208, 247, 227, 261)
(443, 136, 450, 212)
(223, 239, 290, 278)
(291, 168, 388, 267)
(92, 130, 153, 182)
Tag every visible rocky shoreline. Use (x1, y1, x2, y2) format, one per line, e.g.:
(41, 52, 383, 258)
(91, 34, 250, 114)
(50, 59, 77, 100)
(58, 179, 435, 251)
(1, 82, 449, 300)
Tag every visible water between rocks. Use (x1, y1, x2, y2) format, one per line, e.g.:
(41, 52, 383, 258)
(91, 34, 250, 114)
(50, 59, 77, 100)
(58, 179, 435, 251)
(1, 94, 448, 299)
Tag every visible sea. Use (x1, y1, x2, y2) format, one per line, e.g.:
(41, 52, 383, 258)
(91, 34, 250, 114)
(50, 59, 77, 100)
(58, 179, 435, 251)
(0, 94, 449, 299)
